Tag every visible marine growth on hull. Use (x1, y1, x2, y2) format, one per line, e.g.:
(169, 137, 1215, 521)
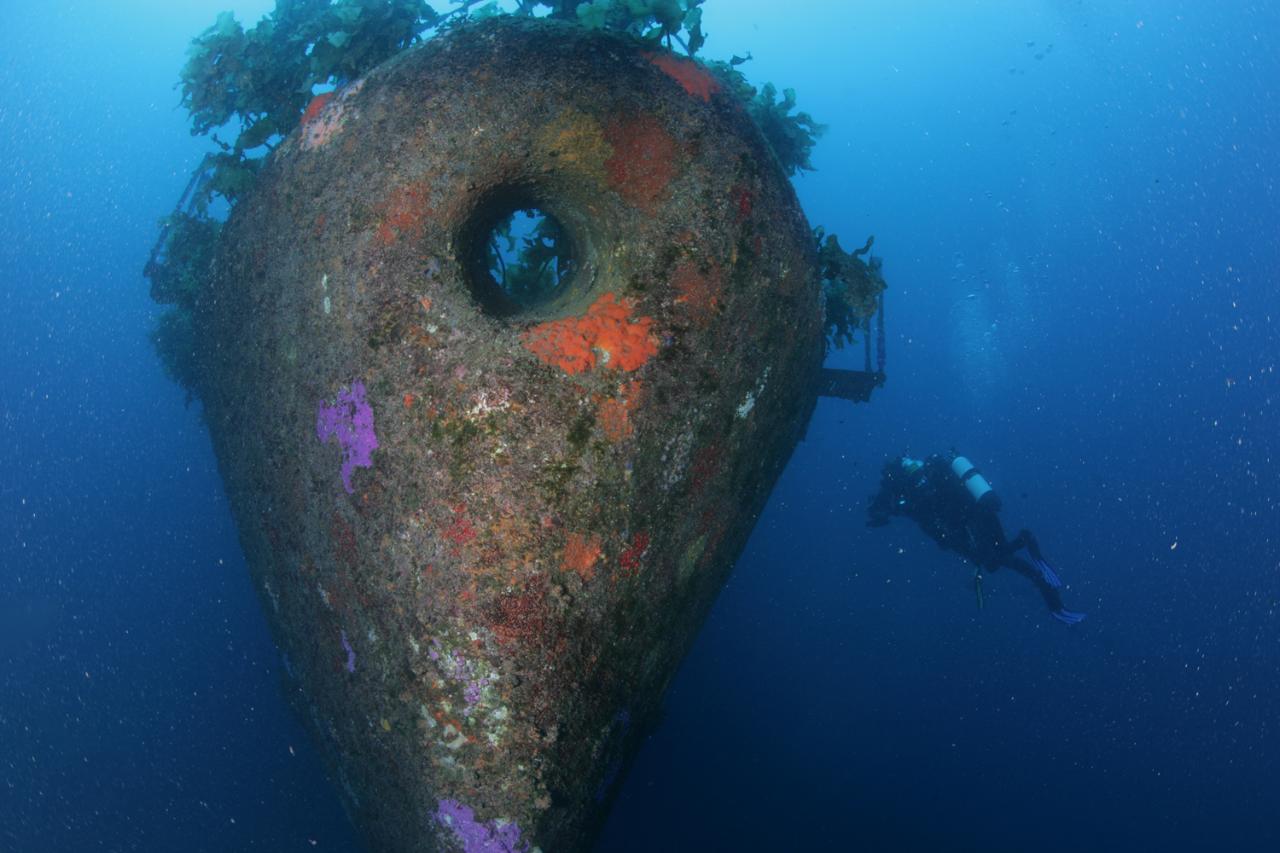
(144, 5, 887, 851)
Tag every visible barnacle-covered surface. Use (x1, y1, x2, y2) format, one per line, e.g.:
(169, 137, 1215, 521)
(197, 17, 821, 852)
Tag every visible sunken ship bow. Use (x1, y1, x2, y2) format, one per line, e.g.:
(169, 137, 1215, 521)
(197, 17, 837, 852)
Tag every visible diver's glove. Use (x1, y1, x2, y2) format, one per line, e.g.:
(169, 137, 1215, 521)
(1031, 556, 1063, 589)
(1051, 608, 1086, 626)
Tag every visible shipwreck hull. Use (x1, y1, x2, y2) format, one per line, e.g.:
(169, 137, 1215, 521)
(197, 18, 822, 852)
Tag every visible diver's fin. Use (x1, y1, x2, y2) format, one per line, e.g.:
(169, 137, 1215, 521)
(1051, 608, 1086, 626)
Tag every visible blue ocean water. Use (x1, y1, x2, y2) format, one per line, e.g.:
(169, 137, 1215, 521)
(2, 1, 1276, 851)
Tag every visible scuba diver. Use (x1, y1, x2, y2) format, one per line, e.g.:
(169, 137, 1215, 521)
(867, 452, 1086, 625)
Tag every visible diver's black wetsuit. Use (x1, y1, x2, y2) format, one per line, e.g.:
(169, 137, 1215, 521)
(868, 454, 1084, 623)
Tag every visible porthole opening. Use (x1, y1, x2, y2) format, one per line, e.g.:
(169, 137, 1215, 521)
(460, 191, 579, 318)
(487, 208, 574, 307)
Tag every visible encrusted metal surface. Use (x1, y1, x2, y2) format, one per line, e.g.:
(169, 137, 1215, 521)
(197, 17, 822, 852)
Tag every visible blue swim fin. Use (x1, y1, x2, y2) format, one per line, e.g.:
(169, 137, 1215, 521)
(1052, 608, 1086, 625)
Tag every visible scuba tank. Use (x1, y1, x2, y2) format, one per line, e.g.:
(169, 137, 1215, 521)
(950, 455, 1002, 511)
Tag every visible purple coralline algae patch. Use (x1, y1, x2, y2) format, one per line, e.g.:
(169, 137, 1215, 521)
(431, 641, 490, 715)
(448, 649, 483, 713)
(340, 630, 357, 673)
(316, 380, 378, 493)
(436, 799, 528, 853)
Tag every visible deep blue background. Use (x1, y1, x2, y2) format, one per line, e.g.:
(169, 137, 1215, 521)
(2, 2, 1276, 851)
